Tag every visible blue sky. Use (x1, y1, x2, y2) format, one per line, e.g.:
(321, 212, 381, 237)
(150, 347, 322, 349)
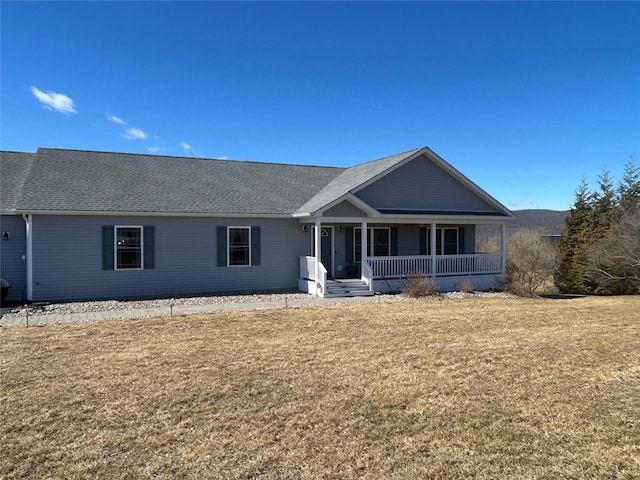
(2, 1, 639, 211)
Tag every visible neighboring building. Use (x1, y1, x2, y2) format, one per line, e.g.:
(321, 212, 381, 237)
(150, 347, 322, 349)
(0, 146, 514, 302)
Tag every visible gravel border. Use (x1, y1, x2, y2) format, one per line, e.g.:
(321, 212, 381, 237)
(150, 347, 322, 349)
(1, 290, 515, 322)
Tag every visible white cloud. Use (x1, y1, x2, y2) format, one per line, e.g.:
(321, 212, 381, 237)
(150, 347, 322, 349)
(147, 145, 166, 153)
(217, 156, 229, 160)
(121, 127, 148, 140)
(107, 114, 126, 125)
(30, 86, 77, 114)
(179, 142, 192, 151)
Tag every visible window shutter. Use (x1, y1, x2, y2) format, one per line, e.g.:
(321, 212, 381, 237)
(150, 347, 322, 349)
(391, 227, 398, 256)
(251, 226, 261, 266)
(419, 227, 427, 255)
(143, 226, 155, 269)
(102, 226, 114, 270)
(217, 226, 227, 267)
(345, 227, 353, 264)
(459, 228, 465, 254)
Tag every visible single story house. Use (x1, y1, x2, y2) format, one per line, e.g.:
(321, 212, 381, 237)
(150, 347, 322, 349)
(0, 146, 514, 302)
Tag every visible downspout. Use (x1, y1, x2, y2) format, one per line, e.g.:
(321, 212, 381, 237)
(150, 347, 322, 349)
(22, 214, 33, 301)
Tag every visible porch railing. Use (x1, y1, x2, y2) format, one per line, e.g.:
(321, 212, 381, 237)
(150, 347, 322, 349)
(367, 254, 502, 279)
(300, 255, 328, 297)
(361, 261, 374, 292)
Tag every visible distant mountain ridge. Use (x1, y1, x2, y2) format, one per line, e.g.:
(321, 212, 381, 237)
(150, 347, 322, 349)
(476, 209, 569, 244)
(509, 209, 569, 236)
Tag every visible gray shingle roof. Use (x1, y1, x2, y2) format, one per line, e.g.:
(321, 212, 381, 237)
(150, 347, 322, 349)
(0, 151, 35, 212)
(10, 148, 344, 215)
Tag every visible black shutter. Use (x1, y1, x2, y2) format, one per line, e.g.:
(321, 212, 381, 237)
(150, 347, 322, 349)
(143, 226, 155, 269)
(102, 226, 114, 270)
(251, 226, 261, 266)
(391, 227, 398, 256)
(345, 227, 353, 264)
(459, 227, 465, 254)
(217, 226, 227, 267)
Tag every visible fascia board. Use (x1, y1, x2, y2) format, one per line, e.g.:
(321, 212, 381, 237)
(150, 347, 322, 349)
(11, 210, 292, 219)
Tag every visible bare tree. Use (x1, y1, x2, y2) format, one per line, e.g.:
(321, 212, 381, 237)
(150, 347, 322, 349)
(589, 206, 640, 294)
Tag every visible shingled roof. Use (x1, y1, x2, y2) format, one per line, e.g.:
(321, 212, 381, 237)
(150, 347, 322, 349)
(0, 151, 35, 212)
(4, 148, 344, 215)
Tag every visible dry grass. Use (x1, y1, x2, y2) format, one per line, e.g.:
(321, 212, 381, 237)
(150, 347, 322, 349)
(1, 296, 639, 479)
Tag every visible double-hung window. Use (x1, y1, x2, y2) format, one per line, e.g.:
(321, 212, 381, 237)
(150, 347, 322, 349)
(217, 226, 261, 267)
(116, 226, 143, 269)
(102, 225, 155, 270)
(426, 227, 460, 255)
(228, 227, 251, 266)
(354, 227, 391, 260)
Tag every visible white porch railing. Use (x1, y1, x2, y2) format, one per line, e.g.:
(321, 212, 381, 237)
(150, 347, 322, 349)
(300, 255, 328, 297)
(361, 261, 374, 292)
(367, 254, 502, 279)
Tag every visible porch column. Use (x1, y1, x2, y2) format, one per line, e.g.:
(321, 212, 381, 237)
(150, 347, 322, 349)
(360, 220, 368, 266)
(314, 218, 322, 284)
(430, 222, 437, 278)
(500, 223, 507, 276)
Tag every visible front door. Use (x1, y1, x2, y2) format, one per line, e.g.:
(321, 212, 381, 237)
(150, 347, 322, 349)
(321, 227, 333, 277)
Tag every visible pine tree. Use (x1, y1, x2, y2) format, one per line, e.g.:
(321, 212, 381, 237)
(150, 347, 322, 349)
(555, 178, 594, 294)
(619, 155, 639, 213)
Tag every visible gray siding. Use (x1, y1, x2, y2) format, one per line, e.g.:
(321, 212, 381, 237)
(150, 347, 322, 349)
(355, 155, 498, 213)
(0, 215, 27, 301)
(323, 201, 366, 217)
(31, 215, 310, 301)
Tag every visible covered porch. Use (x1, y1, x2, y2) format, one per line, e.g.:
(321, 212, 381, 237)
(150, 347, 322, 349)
(298, 219, 507, 298)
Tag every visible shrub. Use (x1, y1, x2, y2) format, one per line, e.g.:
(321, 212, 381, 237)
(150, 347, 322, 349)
(402, 271, 438, 298)
(456, 277, 475, 293)
(507, 228, 556, 296)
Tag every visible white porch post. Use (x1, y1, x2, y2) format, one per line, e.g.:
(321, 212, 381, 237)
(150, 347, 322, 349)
(430, 222, 437, 278)
(360, 220, 368, 267)
(314, 218, 322, 286)
(500, 223, 507, 276)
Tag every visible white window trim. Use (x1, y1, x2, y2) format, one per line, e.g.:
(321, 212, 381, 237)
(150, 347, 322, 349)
(354, 227, 391, 261)
(227, 226, 251, 267)
(114, 225, 144, 271)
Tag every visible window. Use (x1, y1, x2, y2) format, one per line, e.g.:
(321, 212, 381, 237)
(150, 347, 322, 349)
(102, 225, 154, 270)
(426, 227, 460, 255)
(228, 227, 250, 266)
(217, 226, 261, 267)
(116, 226, 142, 269)
(354, 227, 390, 260)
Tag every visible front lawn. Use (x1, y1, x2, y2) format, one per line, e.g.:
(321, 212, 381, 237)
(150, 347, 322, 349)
(1, 296, 639, 479)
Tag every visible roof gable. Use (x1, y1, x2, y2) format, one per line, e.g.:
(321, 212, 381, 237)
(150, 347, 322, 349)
(294, 148, 422, 215)
(355, 153, 502, 214)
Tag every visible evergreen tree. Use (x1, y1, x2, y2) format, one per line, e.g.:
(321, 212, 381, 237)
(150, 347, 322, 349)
(619, 155, 640, 213)
(555, 178, 594, 293)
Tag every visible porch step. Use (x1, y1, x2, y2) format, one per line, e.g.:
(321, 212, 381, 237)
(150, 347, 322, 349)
(324, 280, 374, 298)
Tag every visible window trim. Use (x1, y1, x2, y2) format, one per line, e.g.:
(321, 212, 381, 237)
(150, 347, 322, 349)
(227, 226, 251, 267)
(354, 227, 391, 261)
(114, 225, 144, 271)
